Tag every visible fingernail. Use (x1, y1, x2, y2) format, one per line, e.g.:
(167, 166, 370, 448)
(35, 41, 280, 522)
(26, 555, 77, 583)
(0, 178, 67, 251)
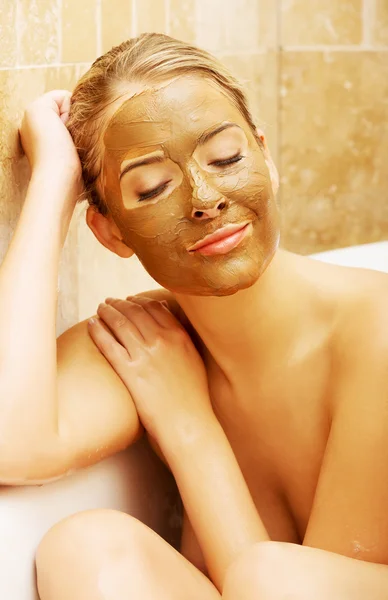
(98, 302, 107, 310)
(88, 317, 98, 326)
(105, 297, 115, 303)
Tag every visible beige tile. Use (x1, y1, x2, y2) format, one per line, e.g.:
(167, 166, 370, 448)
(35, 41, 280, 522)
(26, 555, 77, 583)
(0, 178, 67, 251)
(0, 1, 17, 67)
(0, 67, 80, 333)
(281, 0, 363, 45)
(0, 69, 47, 210)
(259, 0, 279, 48)
(221, 51, 279, 163)
(279, 51, 388, 254)
(18, 0, 59, 65)
(135, 0, 166, 36)
(62, 0, 97, 63)
(45, 64, 81, 92)
(196, 0, 261, 52)
(75, 62, 93, 80)
(373, 0, 388, 45)
(102, 0, 133, 53)
(195, 0, 224, 52)
(169, 0, 196, 43)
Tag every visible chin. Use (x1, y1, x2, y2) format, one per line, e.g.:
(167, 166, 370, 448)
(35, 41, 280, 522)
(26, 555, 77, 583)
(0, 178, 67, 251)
(162, 257, 264, 297)
(146, 240, 279, 297)
(201, 244, 278, 297)
(206, 266, 262, 297)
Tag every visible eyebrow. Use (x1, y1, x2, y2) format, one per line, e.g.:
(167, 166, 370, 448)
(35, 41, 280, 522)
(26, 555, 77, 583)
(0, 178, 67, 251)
(119, 154, 165, 180)
(119, 123, 241, 180)
(196, 122, 241, 146)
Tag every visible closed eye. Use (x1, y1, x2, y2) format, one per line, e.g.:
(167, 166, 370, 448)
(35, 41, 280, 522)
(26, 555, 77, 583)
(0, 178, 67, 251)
(209, 153, 244, 167)
(138, 180, 171, 202)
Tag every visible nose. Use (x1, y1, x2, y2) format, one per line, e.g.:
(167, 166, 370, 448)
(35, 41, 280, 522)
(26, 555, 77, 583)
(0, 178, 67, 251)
(189, 168, 228, 220)
(191, 198, 227, 220)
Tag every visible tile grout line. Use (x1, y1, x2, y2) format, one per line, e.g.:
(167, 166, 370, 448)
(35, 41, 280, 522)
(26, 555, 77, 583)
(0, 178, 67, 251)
(96, 0, 102, 56)
(165, 0, 171, 35)
(131, 0, 137, 37)
(2, 41, 388, 72)
(362, 0, 374, 47)
(0, 62, 93, 72)
(194, 0, 199, 45)
(281, 44, 387, 51)
(57, 0, 62, 63)
(276, 0, 282, 202)
(216, 48, 273, 57)
(15, 0, 21, 68)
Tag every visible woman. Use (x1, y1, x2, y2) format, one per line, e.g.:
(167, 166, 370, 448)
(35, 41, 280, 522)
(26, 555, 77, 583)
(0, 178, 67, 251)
(37, 297, 388, 599)
(1, 33, 388, 598)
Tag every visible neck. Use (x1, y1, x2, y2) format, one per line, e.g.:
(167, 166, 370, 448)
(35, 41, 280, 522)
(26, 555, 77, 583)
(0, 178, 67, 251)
(174, 250, 308, 370)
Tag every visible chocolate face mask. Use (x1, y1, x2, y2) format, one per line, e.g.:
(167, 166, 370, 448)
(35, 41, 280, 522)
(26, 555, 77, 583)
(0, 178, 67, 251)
(101, 76, 279, 296)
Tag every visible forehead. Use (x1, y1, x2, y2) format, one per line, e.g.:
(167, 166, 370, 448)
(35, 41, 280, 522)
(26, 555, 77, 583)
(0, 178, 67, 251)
(103, 76, 246, 152)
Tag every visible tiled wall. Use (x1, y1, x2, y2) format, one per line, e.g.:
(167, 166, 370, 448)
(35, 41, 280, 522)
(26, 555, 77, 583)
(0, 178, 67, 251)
(279, 0, 388, 253)
(0, 0, 387, 333)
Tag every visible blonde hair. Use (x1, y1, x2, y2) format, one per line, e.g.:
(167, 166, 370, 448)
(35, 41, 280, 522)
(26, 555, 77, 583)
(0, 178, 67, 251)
(67, 32, 261, 216)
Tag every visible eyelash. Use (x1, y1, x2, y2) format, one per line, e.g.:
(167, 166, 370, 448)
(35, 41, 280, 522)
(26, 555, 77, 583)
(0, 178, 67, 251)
(209, 153, 244, 167)
(138, 181, 171, 202)
(137, 154, 244, 202)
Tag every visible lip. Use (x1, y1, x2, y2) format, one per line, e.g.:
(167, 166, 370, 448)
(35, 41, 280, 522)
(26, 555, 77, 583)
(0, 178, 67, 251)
(188, 221, 252, 256)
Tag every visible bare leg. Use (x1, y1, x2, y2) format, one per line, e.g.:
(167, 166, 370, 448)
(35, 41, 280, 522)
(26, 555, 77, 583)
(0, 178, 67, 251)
(223, 541, 388, 600)
(36, 509, 220, 600)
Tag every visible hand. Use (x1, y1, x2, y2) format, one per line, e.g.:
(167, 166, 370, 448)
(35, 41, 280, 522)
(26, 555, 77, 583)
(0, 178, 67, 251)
(88, 296, 215, 444)
(19, 90, 82, 181)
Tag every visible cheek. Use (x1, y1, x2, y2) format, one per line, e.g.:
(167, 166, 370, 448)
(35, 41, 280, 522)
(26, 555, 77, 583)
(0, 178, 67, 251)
(208, 166, 251, 196)
(202, 151, 272, 204)
(116, 188, 193, 252)
(218, 167, 272, 213)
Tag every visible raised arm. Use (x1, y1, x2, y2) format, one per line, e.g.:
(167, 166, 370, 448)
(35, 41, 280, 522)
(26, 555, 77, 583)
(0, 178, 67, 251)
(88, 295, 269, 591)
(0, 92, 141, 485)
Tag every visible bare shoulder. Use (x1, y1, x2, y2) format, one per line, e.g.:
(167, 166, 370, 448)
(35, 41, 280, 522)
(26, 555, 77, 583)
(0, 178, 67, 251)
(56, 295, 171, 461)
(336, 268, 388, 341)
(302, 254, 387, 317)
(327, 265, 388, 366)
(57, 288, 178, 350)
(56, 288, 188, 388)
(298, 254, 388, 359)
(56, 287, 195, 470)
(57, 288, 187, 358)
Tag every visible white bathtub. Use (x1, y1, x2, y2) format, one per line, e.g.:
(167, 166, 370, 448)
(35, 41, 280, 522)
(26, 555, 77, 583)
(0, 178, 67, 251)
(310, 241, 388, 273)
(0, 439, 177, 600)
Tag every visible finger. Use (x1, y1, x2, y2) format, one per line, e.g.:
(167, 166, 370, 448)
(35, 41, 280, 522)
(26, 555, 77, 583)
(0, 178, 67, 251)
(97, 302, 145, 356)
(126, 296, 182, 329)
(60, 92, 72, 115)
(104, 298, 161, 343)
(87, 316, 133, 371)
(60, 94, 71, 124)
(39, 90, 72, 116)
(44, 89, 73, 105)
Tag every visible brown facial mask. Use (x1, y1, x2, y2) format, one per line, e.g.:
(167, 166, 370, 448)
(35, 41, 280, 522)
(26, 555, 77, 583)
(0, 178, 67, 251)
(101, 76, 279, 296)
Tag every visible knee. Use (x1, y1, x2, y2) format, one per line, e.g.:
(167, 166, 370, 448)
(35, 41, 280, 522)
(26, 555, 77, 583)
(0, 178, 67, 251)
(223, 541, 312, 600)
(36, 509, 151, 579)
(36, 509, 164, 599)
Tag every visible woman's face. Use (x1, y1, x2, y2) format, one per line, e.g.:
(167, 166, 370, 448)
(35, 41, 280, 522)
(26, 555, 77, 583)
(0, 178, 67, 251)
(101, 75, 280, 296)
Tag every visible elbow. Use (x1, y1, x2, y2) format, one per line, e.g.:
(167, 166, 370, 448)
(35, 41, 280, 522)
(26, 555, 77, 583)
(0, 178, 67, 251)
(0, 438, 72, 485)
